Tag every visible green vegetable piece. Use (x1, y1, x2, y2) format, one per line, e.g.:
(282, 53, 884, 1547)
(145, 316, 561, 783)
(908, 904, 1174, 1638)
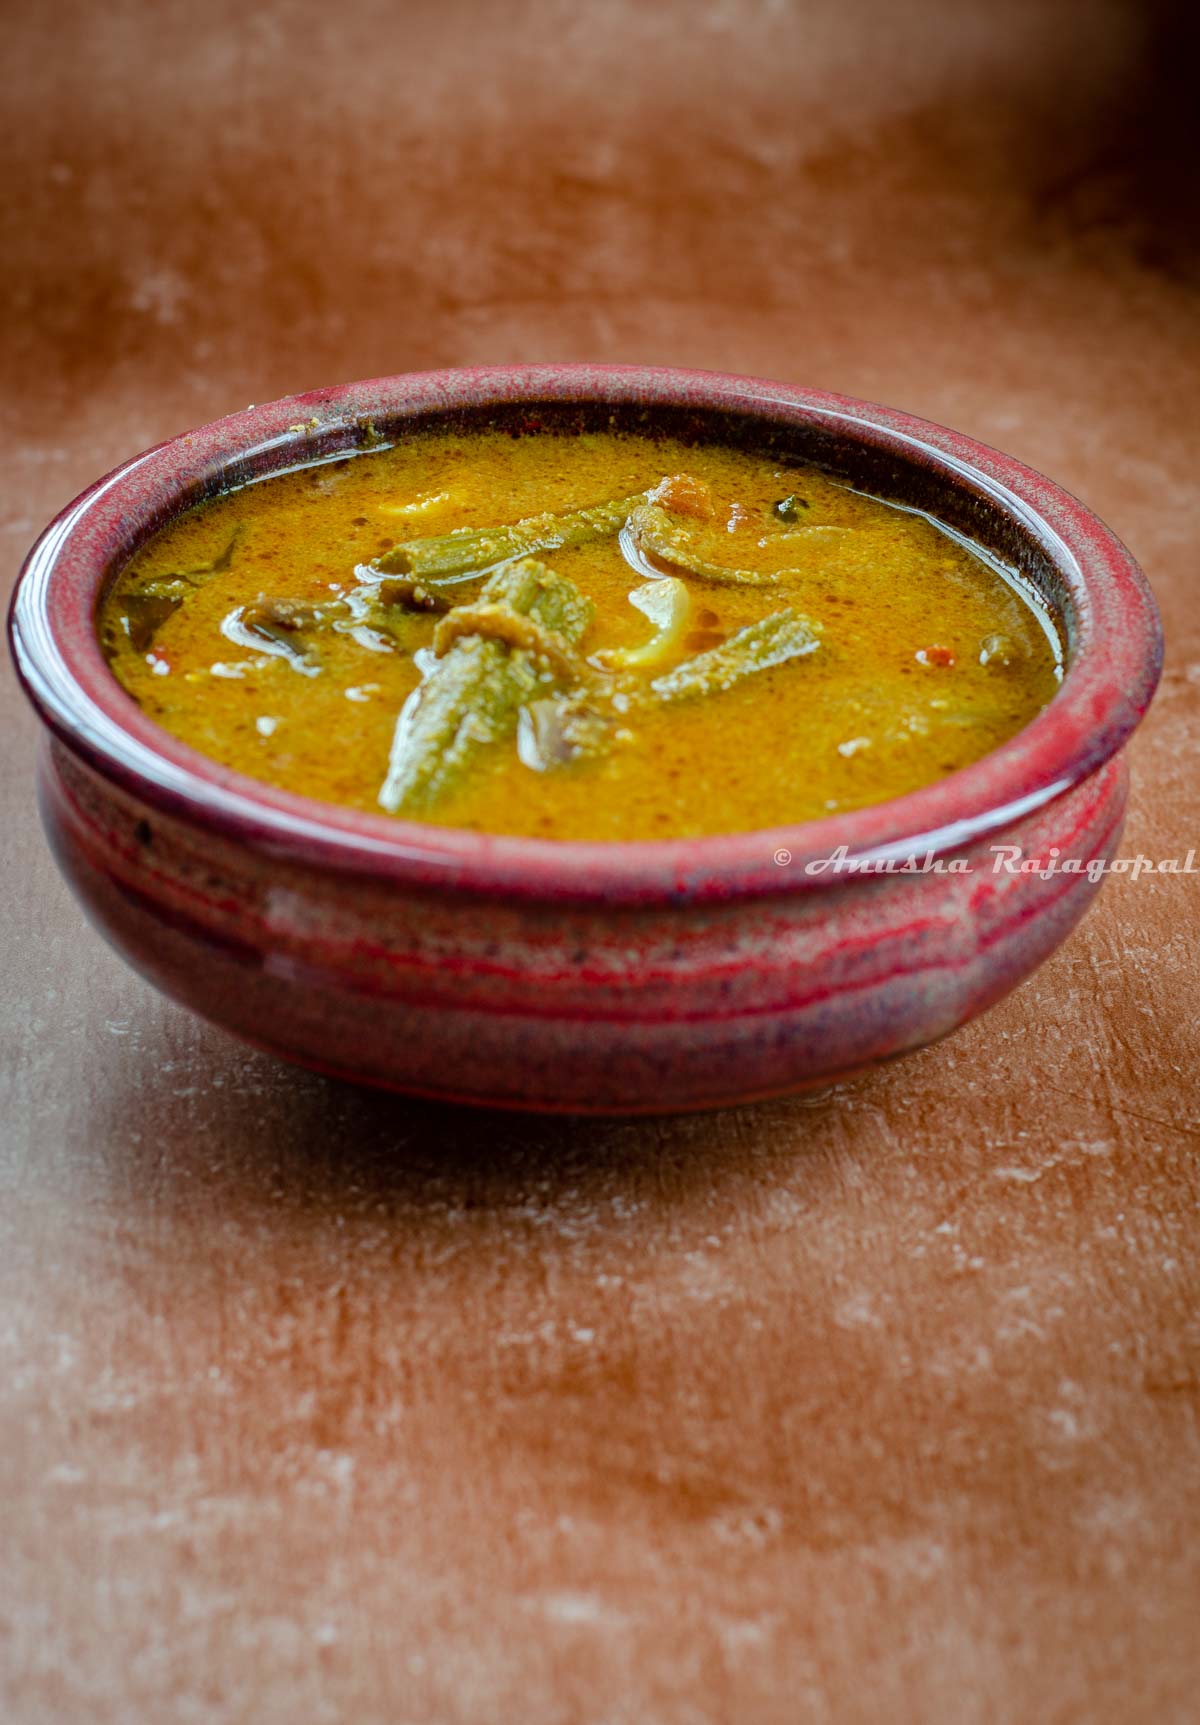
(651, 609, 819, 701)
(379, 559, 593, 812)
(380, 636, 543, 812)
(201, 529, 241, 575)
(139, 528, 242, 602)
(773, 493, 809, 521)
(128, 528, 242, 631)
(121, 591, 183, 654)
(120, 529, 243, 651)
(377, 493, 645, 580)
(330, 578, 443, 657)
(375, 576, 450, 614)
(477, 557, 595, 641)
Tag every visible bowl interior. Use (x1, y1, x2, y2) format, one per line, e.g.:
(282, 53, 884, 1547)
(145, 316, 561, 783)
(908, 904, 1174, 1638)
(115, 394, 1079, 651)
(10, 367, 1161, 903)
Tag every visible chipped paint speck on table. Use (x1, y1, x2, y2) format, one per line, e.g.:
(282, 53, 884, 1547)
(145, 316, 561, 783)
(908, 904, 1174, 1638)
(2, 2, 1198, 1721)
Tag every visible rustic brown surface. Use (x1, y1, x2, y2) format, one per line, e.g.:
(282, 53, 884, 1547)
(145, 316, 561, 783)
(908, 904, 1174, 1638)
(3, 2, 1198, 1720)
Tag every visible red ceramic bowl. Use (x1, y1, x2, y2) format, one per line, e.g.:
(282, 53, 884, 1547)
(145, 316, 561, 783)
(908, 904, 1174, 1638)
(9, 366, 1161, 1112)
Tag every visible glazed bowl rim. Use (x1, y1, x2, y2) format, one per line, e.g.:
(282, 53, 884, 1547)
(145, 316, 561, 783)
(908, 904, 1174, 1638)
(9, 363, 1162, 905)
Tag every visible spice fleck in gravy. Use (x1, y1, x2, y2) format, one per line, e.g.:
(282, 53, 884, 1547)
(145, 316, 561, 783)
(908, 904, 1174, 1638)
(100, 429, 1061, 841)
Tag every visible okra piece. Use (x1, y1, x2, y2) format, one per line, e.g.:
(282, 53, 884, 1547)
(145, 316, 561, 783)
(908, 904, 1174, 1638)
(374, 576, 451, 614)
(380, 636, 544, 812)
(475, 556, 596, 641)
(430, 555, 595, 674)
(651, 609, 819, 701)
(432, 604, 587, 679)
(379, 559, 594, 813)
(377, 493, 645, 581)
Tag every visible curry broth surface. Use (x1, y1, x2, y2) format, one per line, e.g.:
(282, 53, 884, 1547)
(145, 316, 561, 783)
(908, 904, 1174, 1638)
(100, 430, 1060, 841)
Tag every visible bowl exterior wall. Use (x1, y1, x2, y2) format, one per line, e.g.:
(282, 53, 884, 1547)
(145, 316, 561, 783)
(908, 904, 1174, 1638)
(39, 739, 1127, 1112)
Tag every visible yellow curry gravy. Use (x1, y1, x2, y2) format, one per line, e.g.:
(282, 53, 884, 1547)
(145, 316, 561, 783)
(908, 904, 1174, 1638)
(100, 429, 1061, 841)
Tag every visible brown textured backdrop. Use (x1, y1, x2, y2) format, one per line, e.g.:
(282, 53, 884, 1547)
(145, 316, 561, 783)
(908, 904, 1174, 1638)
(3, 2, 1199, 1721)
